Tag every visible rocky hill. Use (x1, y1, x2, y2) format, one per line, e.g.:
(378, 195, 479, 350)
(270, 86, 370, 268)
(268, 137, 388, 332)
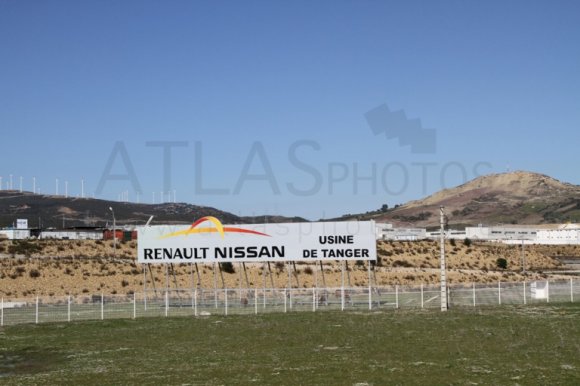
(345, 171, 580, 228)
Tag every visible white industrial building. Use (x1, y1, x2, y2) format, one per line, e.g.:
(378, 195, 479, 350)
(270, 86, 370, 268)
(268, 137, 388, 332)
(375, 223, 427, 241)
(426, 229, 467, 239)
(465, 224, 580, 245)
(0, 218, 31, 239)
(39, 230, 103, 240)
(465, 226, 538, 242)
(0, 229, 31, 240)
(535, 228, 580, 245)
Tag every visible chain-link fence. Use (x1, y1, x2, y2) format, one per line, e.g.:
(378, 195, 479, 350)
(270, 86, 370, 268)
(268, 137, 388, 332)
(1, 278, 579, 326)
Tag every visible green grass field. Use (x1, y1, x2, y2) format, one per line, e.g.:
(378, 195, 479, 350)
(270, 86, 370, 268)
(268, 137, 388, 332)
(1, 305, 579, 385)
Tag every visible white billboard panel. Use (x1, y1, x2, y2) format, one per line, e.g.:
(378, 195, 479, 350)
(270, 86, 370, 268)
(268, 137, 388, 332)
(16, 219, 28, 229)
(138, 217, 376, 264)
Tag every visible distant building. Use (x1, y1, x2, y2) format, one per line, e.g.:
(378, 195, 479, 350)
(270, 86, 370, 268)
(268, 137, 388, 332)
(375, 222, 426, 241)
(39, 230, 103, 240)
(465, 226, 538, 242)
(464, 224, 580, 245)
(426, 229, 466, 239)
(535, 228, 580, 245)
(0, 229, 31, 240)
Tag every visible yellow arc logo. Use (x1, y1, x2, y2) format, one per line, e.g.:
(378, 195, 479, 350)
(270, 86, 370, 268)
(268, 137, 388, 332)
(159, 216, 270, 239)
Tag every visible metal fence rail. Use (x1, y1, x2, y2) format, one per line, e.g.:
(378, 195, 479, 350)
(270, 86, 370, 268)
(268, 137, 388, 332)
(1, 278, 579, 326)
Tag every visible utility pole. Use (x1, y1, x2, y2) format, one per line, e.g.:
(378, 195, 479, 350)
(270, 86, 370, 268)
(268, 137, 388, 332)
(440, 206, 448, 311)
(521, 239, 526, 273)
(109, 207, 116, 257)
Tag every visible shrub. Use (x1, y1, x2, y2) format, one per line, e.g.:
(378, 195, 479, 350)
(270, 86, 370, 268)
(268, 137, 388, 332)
(450, 238, 456, 247)
(29, 269, 41, 278)
(219, 262, 235, 274)
(303, 267, 313, 275)
(392, 260, 414, 268)
(464, 238, 472, 247)
(496, 258, 508, 270)
(8, 240, 42, 257)
(121, 279, 129, 287)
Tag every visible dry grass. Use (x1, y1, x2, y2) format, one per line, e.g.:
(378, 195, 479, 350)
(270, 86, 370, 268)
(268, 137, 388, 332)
(0, 239, 573, 298)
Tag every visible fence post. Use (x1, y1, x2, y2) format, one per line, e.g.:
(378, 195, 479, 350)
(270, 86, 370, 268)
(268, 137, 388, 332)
(571, 278, 574, 303)
(214, 287, 218, 309)
(254, 289, 258, 315)
(473, 283, 476, 307)
(546, 281, 550, 303)
(194, 288, 198, 317)
(395, 286, 399, 309)
(165, 291, 169, 317)
(289, 289, 293, 309)
(369, 285, 373, 311)
(498, 282, 501, 305)
(421, 284, 424, 309)
(101, 293, 104, 320)
(225, 289, 228, 316)
(263, 288, 266, 309)
(68, 295, 71, 322)
(341, 286, 345, 311)
(312, 288, 316, 312)
(133, 292, 136, 319)
(284, 288, 287, 313)
(1, 297, 3, 326)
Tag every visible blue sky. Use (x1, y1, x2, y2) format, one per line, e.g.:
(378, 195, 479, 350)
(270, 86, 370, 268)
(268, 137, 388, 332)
(1, 0, 579, 220)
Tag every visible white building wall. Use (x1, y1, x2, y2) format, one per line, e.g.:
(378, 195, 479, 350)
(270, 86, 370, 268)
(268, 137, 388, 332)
(0, 229, 31, 240)
(535, 229, 580, 245)
(39, 231, 103, 240)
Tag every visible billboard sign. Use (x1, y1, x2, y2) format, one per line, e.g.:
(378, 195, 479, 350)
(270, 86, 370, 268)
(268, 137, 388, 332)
(138, 217, 376, 264)
(16, 219, 28, 229)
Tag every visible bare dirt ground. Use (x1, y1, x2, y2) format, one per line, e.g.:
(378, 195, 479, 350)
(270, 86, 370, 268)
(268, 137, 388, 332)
(0, 239, 577, 298)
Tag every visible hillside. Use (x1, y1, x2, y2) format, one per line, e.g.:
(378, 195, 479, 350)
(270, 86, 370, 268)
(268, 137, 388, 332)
(348, 171, 580, 228)
(0, 191, 306, 229)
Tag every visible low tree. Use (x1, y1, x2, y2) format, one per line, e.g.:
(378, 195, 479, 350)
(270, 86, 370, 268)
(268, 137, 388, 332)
(496, 258, 508, 270)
